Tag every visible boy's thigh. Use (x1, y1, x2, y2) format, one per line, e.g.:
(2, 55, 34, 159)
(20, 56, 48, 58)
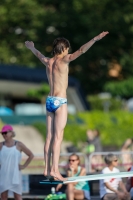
(54, 104, 67, 130)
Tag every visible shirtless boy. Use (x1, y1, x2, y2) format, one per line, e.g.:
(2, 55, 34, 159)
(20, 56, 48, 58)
(25, 31, 109, 181)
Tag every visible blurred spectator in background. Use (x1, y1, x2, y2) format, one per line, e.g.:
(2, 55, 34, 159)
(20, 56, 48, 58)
(84, 129, 103, 155)
(100, 153, 130, 200)
(56, 153, 90, 200)
(121, 138, 133, 170)
(86, 129, 102, 153)
(0, 124, 34, 200)
(84, 129, 103, 172)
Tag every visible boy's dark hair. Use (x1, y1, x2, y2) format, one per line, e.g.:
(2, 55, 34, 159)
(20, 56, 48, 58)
(52, 37, 70, 56)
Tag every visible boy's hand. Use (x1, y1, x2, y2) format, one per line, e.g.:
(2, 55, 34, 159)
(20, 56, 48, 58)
(25, 41, 34, 49)
(94, 31, 109, 41)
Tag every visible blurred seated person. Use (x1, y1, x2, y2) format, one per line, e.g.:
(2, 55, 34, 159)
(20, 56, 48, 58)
(56, 153, 90, 200)
(99, 153, 131, 200)
(121, 138, 133, 170)
(126, 165, 133, 200)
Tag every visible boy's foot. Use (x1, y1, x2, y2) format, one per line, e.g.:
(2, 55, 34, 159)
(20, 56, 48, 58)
(50, 171, 67, 181)
(44, 169, 50, 178)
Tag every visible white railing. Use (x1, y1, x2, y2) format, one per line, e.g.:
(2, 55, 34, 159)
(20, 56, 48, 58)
(21, 152, 87, 174)
(21, 151, 133, 174)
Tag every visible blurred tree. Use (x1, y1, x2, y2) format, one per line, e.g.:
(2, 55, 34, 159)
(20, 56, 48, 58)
(104, 78, 133, 98)
(27, 83, 49, 104)
(1, 0, 133, 97)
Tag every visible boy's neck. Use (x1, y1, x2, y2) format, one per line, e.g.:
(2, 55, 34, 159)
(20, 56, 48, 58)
(54, 52, 65, 58)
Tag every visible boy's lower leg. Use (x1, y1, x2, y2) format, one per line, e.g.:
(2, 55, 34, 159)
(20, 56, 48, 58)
(50, 132, 67, 181)
(44, 112, 54, 177)
(44, 141, 51, 176)
(50, 104, 67, 181)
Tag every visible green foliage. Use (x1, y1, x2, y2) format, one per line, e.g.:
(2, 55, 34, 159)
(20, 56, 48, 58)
(27, 83, 49, 100)
(64, 121, 87, 145)
(33, 122, 46, 140)
(33, 111, 133, 148)
(0, 0, 46, 65)
(1, 0, 133, 95)
(87, 95, 123, 110)
(78, 111, 133, 147)
(104, 78, 133, 98)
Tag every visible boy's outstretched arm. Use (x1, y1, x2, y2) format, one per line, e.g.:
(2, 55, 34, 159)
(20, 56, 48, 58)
(64, 31, 109, 63)
(25, 41, 49, 66)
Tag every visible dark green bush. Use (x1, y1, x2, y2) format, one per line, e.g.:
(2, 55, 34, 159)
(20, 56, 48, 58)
(104, 78, 133, 98)
(87, 95, 123, 111)
(78, 111, 133, 147)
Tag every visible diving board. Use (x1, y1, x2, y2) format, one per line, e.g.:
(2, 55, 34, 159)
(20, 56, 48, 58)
(40, 171, 133, 185)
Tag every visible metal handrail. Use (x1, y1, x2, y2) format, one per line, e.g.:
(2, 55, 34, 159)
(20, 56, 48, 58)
(22, 151, 133, 174)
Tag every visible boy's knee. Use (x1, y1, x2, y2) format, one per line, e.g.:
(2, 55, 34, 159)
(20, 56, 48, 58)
(54, 135, 63, 142)
(46, 135, 52, 142)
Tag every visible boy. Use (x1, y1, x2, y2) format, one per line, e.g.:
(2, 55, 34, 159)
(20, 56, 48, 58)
(25, 31, 109, 181)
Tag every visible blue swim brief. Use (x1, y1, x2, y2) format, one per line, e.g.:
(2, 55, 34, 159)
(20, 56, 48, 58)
(46, 96, 67, 113)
